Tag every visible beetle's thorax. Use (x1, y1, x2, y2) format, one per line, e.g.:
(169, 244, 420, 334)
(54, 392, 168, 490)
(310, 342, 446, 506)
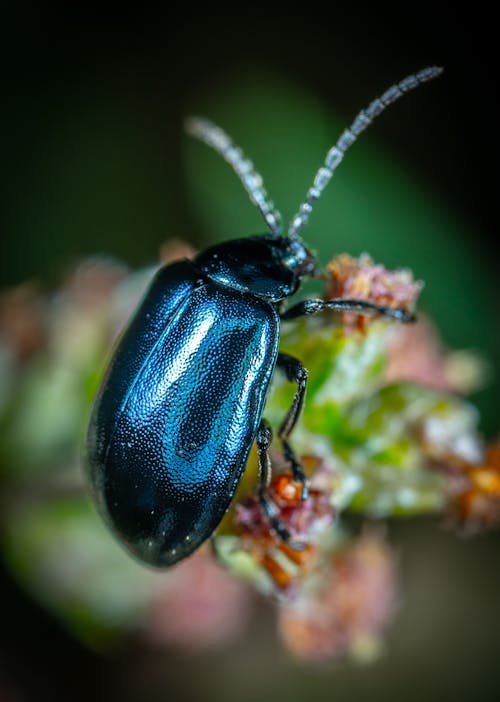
(194, 234, 317, 303)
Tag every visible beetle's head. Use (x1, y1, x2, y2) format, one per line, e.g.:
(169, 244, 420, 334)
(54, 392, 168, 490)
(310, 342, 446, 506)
(194, 234, 318, 302)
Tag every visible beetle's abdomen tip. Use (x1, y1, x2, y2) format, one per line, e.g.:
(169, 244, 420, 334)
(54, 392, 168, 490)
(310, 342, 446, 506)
(125, 535, 199, 568)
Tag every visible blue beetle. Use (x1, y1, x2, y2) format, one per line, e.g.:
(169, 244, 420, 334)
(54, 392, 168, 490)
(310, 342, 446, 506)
(86, 67, 442, 567)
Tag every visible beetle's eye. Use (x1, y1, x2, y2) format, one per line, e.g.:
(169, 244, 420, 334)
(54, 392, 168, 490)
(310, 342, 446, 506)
(283, 241, 317, 278)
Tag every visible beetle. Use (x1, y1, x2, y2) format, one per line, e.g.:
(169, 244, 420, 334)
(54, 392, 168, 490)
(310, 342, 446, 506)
(86, 66, 442, 567)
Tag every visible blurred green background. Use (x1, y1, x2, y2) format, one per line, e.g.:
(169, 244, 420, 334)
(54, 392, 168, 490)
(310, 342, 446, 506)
(1, 5, 498, 702)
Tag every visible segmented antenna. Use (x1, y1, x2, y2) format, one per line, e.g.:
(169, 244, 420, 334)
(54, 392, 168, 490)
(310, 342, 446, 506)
(288, 66, 443, 240)
(186, 116, 282, 235)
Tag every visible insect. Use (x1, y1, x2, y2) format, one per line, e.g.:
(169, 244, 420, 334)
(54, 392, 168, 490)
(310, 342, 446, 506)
(86, 67, 442, 567)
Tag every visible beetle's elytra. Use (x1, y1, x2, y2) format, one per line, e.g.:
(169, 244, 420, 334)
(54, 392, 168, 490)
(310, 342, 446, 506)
(86, 67, 442, 567)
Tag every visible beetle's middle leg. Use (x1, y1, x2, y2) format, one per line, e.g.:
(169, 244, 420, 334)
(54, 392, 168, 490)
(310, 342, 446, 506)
(276, 352, 309, 501)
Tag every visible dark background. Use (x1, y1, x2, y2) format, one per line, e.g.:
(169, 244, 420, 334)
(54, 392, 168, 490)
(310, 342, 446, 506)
(1, 6, 499, 702)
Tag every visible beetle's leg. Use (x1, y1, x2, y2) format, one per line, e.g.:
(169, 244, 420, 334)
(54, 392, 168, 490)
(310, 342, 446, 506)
(276, 353, 309, 501)
(257, 421, 290, 541)
(257, 420, 303, 548)
(281, 298, 416, 323)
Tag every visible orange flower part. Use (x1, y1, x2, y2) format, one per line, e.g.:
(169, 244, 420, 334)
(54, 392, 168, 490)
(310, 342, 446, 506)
(234, 473, 333, 593)
(454, 442, 500, 528)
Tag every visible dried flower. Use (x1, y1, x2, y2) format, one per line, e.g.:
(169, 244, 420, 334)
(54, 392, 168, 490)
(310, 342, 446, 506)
(386, 316, 488, 394)
(325, 253, 422, 333)
(278, 530, 397, 663)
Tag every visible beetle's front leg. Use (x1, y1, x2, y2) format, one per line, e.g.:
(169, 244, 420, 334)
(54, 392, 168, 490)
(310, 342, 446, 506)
(281, 298, 416, 323)
(276, 353, 309, 501)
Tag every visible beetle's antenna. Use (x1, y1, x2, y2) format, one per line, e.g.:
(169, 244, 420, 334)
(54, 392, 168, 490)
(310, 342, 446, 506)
(186, 116, 282, 235)
(288, 66, 443, 241)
